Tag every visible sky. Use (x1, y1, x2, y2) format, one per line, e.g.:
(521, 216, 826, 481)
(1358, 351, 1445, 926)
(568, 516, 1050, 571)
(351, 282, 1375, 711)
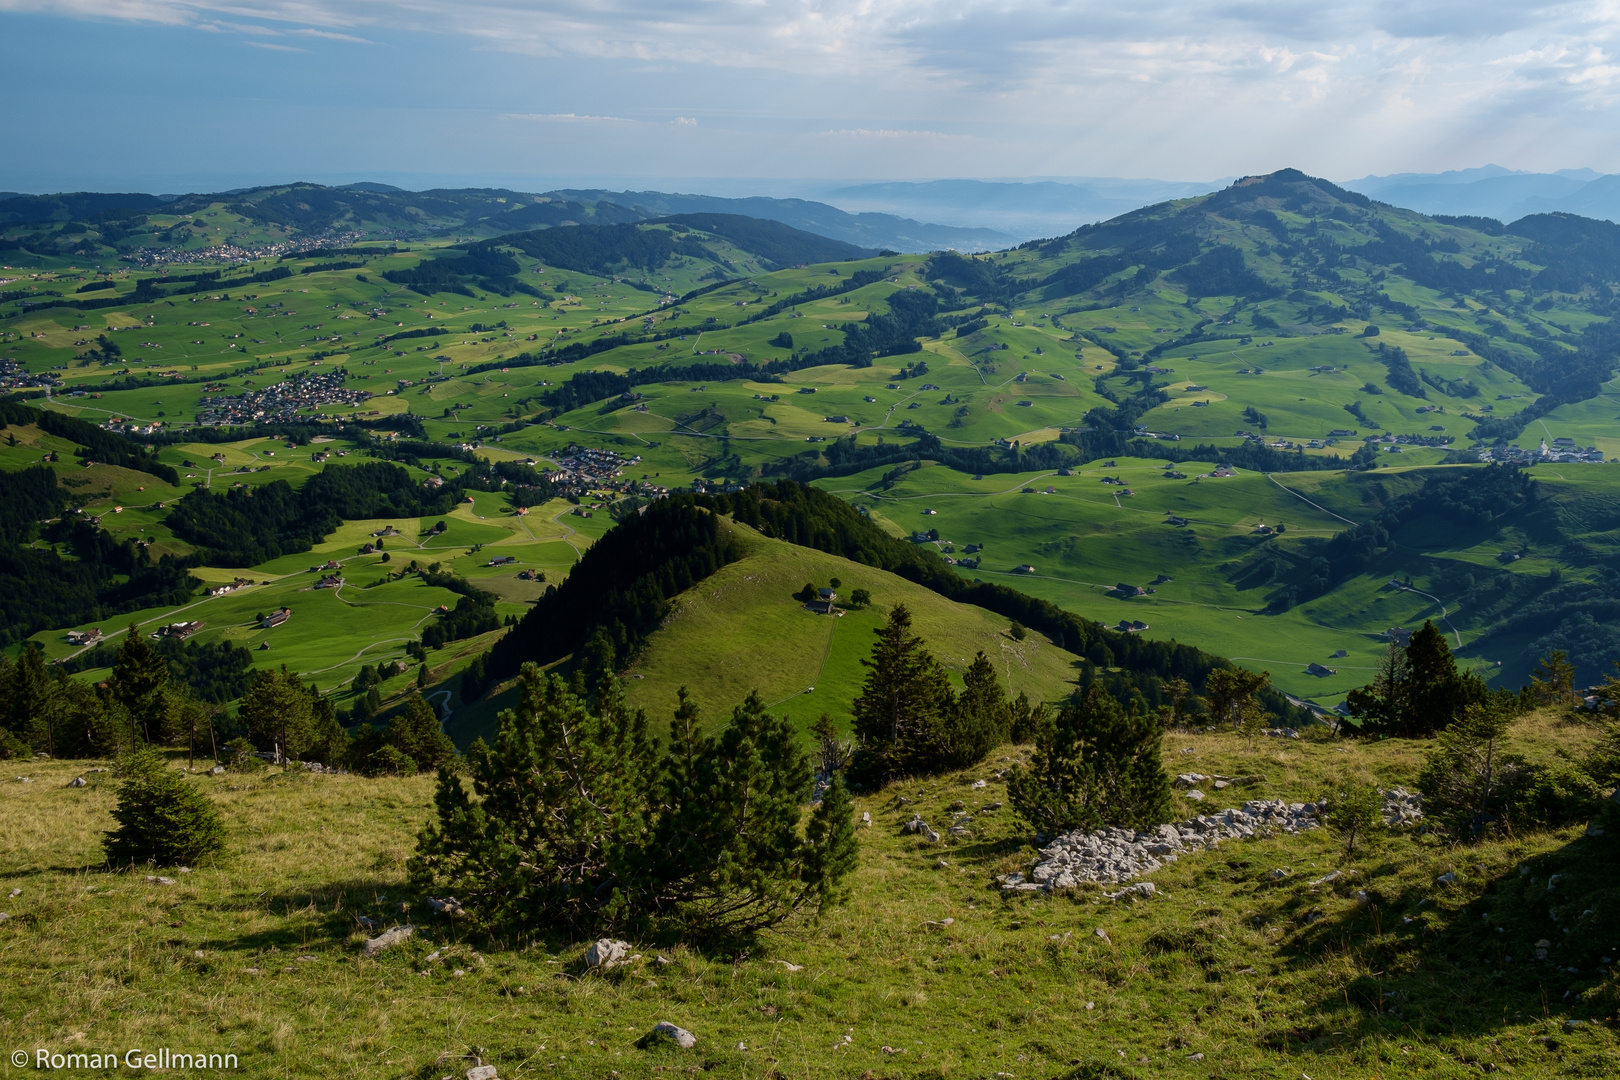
(5, 0, 1620, 194)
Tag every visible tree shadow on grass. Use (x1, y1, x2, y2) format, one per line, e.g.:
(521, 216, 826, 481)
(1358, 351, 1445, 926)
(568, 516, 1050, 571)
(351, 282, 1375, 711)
(1259, 828, 1619, 1056)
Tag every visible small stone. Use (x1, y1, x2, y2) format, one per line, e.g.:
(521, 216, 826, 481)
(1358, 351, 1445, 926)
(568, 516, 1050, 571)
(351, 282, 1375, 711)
(648, 1021, 696, 1049)
(1185, 789, 1205, 802)
(1094, 928, 1111, 945)
(466, 1066, 500, 1080)
(144, 875, 177, 886)
(1085, 1001, 1095, 1010)
(935, 858, 950, 869)
(0, 913, 8, 923)
(1269, 868, 1290, 880)
(68, 776, 87, 788)
(772, 960, 804, 972)
(8, 888, 19, 898)
(361, 925, 414, 958)
(1436, 872, 1457, 886)
(585, 939, 632, 970)
(1186, 1052, 1205, 1061)
(427, 896, 466, 916)
(971, 779, 987, 789)
(1212, 780, 1229, 790)
(654, 954, 672, 965)
(860, 811, 871, 827)
(193, 950, 205, 959)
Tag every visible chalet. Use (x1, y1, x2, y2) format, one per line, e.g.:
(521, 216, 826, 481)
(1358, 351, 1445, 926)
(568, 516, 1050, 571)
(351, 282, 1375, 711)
(1014, 564, 1037, 574)
(1210, 467, 1235, 478)
(372, 525, 401, 538)
(315, 574, 344, 589)
(1165, 515, 1190, 526)
(322, 560, 341, 571)
(824, 415, 849, 423)
(818, 588, 838, 602)
(1114, 620, 1149, 633)
(1383, 626, 1412, 648)
(1253, 523, 1275, 535)
(153, 620, 205, 641)
(1111, 582, 1146, 597)
(262, 607, 291, 628)
(66, 628, 104, 646)
(1332, 649, 1348, 659)
(517, 569, 541, 581)
(803, 598, 841, 615)
(488, 555, 516, 566)
(1305, 663, 1336, 677)
(1329, 429, 1357, 437)
(1150, 574, 1173, 585)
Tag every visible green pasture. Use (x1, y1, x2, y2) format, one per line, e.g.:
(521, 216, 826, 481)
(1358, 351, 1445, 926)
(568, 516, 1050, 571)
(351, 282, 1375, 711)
(607, 522, 1079, 737)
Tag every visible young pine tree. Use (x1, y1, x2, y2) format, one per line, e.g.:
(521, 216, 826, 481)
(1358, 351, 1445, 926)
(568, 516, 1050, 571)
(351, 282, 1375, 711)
(1008, 683, 1173, 835)
(104, 747, 227, 867)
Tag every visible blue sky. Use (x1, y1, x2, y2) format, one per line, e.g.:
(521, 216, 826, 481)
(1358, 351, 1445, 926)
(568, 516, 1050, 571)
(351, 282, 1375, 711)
(5, 1, 1620, 193)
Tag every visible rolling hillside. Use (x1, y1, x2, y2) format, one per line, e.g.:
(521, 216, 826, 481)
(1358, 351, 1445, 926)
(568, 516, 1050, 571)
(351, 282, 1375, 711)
(8, 168, 1620, 711)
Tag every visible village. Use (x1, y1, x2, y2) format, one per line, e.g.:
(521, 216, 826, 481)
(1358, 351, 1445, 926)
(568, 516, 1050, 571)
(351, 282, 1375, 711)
(195, 369, 370, 426)
(1478, 438, 1610, 465)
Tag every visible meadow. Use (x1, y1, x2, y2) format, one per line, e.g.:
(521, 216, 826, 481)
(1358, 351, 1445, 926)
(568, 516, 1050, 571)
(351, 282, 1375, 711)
(0, 713, 1613, 1079)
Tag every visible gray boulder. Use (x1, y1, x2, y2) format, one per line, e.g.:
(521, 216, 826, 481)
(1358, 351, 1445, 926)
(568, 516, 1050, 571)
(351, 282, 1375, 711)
(648, 1021, 696, 1049)
(585, 938, 633, 970)
(361, 924, 414, 957)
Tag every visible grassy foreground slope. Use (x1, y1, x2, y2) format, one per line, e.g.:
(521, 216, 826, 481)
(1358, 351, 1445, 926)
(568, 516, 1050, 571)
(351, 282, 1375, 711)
(1, 718, 1614, 1078)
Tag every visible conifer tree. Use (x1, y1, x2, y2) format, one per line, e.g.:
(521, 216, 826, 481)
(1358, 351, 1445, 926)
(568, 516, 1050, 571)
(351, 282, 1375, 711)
(387, 692, 456, 772)
(111, 623, 168, 746)
(104, 747, 227, 867)
(850, 604, 955, 783)
(410, 667, 855, 937)
(1008, 683, 1172, 834)
(238, 665, 315, 762)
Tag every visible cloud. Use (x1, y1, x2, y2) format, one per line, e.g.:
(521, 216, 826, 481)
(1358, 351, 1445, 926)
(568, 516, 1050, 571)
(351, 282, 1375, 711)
(816, 128, 965, 140)
(245, 40, 306, 51)
(501, 112, 639, 124)
(9, 0, 1620, 175)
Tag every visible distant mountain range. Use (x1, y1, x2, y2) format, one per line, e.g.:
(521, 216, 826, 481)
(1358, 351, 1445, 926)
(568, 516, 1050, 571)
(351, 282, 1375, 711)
(549, 189, 1018, 252)
(817, 177, 1229, 238)
(1341, 166, 1620, 224)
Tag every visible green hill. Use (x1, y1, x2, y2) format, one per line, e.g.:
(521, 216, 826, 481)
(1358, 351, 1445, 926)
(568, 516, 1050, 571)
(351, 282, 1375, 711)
(614, 520, 1079, 728)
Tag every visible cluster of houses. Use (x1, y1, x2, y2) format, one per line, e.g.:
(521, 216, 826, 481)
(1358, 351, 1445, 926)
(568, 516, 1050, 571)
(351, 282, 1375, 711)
(65, 628, 105, 646)
(1478, 438, 1609, 465)
(537, 444, 662, 500)
(128, 230, 364, 269)
(0, 357, 61, 392)
(196, 369, 369, 426)
(1112, 619, 1150, 633)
